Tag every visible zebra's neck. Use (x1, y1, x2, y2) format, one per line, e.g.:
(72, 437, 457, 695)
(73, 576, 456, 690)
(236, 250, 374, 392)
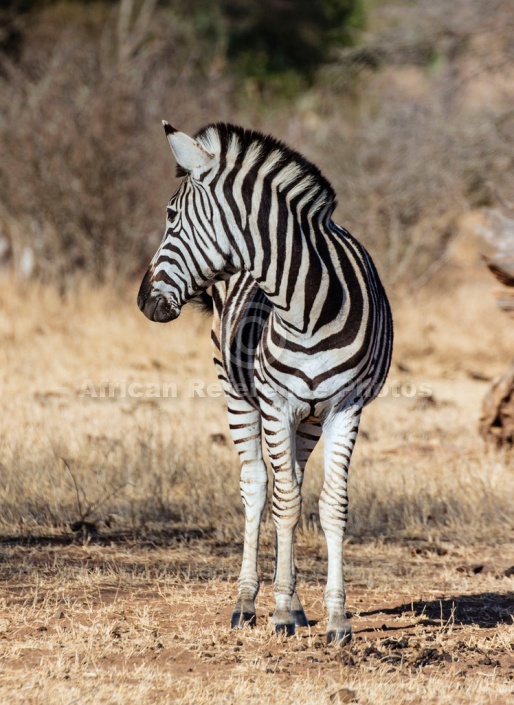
(194, 122, 355, 337)
(231, 213, 359, 339)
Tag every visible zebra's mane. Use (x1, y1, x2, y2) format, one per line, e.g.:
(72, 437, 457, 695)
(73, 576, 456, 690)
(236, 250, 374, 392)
(188, 122, 337, 214)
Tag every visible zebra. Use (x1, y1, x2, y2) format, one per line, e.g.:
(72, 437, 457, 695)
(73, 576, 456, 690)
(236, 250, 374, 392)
(137, 121, 393, 644)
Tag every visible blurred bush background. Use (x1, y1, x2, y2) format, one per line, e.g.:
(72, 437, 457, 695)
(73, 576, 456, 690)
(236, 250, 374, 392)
(0, 0, 513, 287)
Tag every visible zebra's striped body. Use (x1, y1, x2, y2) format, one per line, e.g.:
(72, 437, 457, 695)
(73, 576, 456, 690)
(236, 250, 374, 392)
(138, 122, 393, 643)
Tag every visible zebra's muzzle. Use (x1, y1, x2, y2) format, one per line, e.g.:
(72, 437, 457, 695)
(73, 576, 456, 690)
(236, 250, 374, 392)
(138, 293, 180, 323)
(137, 270, 180, 323)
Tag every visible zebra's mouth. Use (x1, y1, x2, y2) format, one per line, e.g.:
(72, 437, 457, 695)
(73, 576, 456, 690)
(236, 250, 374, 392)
(138, 294, 180, 323)
(137, 269, 181, 322)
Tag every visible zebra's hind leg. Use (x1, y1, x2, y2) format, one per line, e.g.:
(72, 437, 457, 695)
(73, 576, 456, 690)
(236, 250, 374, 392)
(319, 405, 362, 646)
(226, 397, 268, 629)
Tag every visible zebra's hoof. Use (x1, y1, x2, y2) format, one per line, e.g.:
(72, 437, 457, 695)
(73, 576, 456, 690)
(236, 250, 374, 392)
(275, 622, 295, 637)
(292, 608, 309, 628)
(326, 628, 352, 646)
(231, 611, 256, 629)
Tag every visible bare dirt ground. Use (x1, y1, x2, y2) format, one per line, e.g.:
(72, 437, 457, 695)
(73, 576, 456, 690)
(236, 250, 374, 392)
(1, 533, 513, 704)
(1, 267, 514, 704)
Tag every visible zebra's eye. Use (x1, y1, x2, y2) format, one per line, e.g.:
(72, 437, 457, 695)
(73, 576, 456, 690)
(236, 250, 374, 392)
(166, 206, 177, 220)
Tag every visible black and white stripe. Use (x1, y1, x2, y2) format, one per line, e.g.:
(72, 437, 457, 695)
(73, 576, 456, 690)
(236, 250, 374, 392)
(138, 122, 393, 644)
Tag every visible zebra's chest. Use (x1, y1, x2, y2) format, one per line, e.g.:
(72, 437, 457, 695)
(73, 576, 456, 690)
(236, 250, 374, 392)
(215, 271, 380, 410)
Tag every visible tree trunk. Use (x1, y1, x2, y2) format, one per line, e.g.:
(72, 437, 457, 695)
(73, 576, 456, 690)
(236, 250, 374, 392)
(479, 361, 514, 447)
(479, 252, 514, 447)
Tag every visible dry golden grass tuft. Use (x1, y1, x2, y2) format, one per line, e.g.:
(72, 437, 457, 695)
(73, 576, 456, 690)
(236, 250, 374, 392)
(0, 266, 514, 703)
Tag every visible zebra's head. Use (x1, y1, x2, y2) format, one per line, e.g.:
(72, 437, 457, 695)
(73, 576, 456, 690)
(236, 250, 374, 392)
(138, 121, 234, 323)
(138, 120, 337, 323)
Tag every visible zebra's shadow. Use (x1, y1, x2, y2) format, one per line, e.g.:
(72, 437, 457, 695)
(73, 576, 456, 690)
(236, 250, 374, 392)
(359, 592, 514, 629)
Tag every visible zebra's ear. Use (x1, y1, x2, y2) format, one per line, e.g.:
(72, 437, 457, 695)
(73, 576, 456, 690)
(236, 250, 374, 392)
(162, 121, 214, 172)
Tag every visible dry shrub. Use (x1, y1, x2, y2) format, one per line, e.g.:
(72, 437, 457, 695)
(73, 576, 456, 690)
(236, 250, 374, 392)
(321, 0, 514, 285)
(0, 1, 234, 283)
(0, 0, 512, 288)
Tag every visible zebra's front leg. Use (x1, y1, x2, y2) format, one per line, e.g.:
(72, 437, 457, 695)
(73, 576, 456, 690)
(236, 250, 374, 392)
(263, 412, 301, 636)
(290, 418, 323, 628)
(320, 405, 361, 645)
(227, 399, 268, 629)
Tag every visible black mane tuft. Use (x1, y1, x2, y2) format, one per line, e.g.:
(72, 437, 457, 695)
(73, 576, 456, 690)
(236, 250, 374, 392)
(194, 122, 337, 208)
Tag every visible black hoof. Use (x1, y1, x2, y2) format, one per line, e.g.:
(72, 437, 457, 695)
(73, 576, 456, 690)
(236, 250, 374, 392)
(327, 629, 352, 646)
(292, 608, 309, 628)
(275, 622, 295, 637)
(231, 611, 256, 629)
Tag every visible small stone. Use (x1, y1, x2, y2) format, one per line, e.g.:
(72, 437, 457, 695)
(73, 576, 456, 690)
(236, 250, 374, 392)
(330, 687, 357, 703)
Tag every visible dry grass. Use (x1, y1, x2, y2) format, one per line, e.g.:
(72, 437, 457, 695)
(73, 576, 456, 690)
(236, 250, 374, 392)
(1, 267, 513, 539)
(1, 264, 514, 703)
